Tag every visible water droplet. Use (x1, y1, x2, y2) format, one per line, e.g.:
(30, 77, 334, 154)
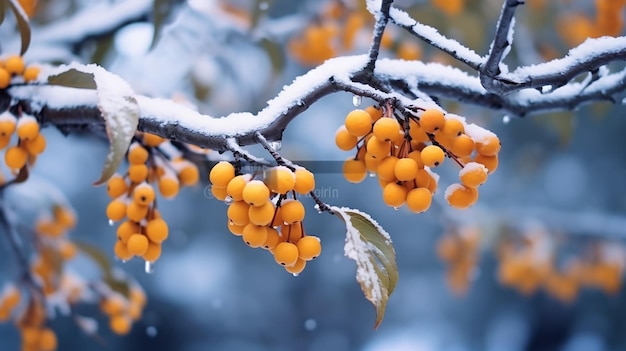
(259, 1, 269, 10)
(146, 326, 158, 337)
(108, 219, 115, 226)
(304, 319, 317, 331)
(224, 196, 234, 205)
(393, 207, 400, 211)
(368, 172, 377, 177)
(268, 140, 282, 151)
(502, 115, 510, 124)
(145, 261, 154, 274)
(352, 95, 362, 107)
(292, 273, 299, 277)
(314, 204, 323, 214)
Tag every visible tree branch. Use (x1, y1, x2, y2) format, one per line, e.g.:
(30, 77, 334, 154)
(363, 0, 394, 74)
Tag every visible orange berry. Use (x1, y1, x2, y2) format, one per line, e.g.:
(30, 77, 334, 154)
(285, 258, 307, 274)
(107, 174, 128, 198)
(210, 185, 228, 201)
(209, 161, 235, 187)
(366, 135, 391, 159)
(293, 167, 315, 194)
(5, 145, 27, 170)
(475, 134, 501, 156)
(23, 66, 41, 82)
(23, 133, 46, 155)
(263, 227, 281, 250)
(0, 68, 9, 88)
(364, 153, 381, 172)
(342, 158, 367, 183)
(106, 200, 127, 222)
(114, 240, 133, 261)
(133, 183, 155, 206)
(226, 174, 250, 201)
(397, 41, 422, 60)
(4, 55, 24, 75)
(445, 183, 479, 209)
(373, 117, 401, 142)
(394, 157, 419, 181)
(2, 284, 21, 309)
(248, 200, 275, 226)
(365, 105, 383, 122)
(227, 201, 250, 226)
(178, 163, 199, 186)
(227, 221, 245, 236)
(279, 199, 305, 224)
(116, 221, 140, 243)
(419, 109, 445, 133)
(280, 222, 304, 243)
(420, 145, 445, 167)
(142, 133, 165, 147)
(110, 314, 132, 335)
(335, 125, 358, 151)
(17, 115, 40, 141)
(0, 114, 16, 138)
(459, 162, 488, 188)
(474, 154, 499, 174)
(127, 234, 149, 256)
(406, 187, 432, 213)
(441, 117, 465, 138)
(126, 201, 148, 222)
(146, 218, 168, 243)
(382, 182, 407, 207)
(242, 180, 270, 207)
(407, 150, 424, 169)
(53, 205, 75, 228)
(409, 119, 430, 143)
(59, 241, 77, 260)
(274, 242, 299, 266)
(127, 144, 148, 165)
(158, 175, 179, 198)
(451, 134, 475, 157)
(376, 155, 399, 182)
(344, 109, 373, 137)
(296, 236, 321, 260)
(128, 164, 148, 183)
(21, 327, 41, 346)
(142, 242, 162, 262)
(242, 224, 268, 248)
(264, 166, 295, 194)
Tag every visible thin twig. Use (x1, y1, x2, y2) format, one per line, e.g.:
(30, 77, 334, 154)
(364, 0, 394, 74)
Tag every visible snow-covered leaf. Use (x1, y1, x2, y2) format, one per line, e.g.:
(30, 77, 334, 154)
(48, 64, 139, 185)
(332, 206, 398, 329)
(47, 69, 97, 89)
(8, 0, 31, 55)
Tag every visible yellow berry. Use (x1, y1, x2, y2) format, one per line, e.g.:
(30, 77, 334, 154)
(117, 221, 140, 243)
(142, 242, 162, 262)
(23, 133, 46, 155)
(335, 125, 358, 151)
(342, 158, 367, 183)
(344, 109, 373, 137)
(142, 133, 165, 147)
(365, 105, 383, 122)
(5, 145, 27, 170)
(133, 183, 155, 206)
(38, 328, 57, 351)
(106, 200, 127, 222)
(280, 199, 305, 224)
(178, 163, 199, 186)
(407, 150, 424, 169)
(242, 224, 268, 248)
(474, 154, 498, 174)
(127, 234, 149, 256)
(23, 66, 41, 82)
(274, 242, 299, 266)
(127, 144, 148, 165)
(366, 135, 391, 159)
(5, 55, 24, 75)
(406, 187, 432, 213)
(376, 155, 399, 182)
(227, 221, 245, 236)
(293, 167, 315, 194)
(445, 183, 479, 209)
(248, 200, 275, 226)
(114, 240, 133, 260)
(394, 157, 419, 181)
(451, 134, 475, 157)
(280, 222, 304, 242)
(364, 153, 381, 173)
(210, 186, 228, 201)
(107, 174, 128, 198)
(126, 201, 148, 222)
(209, 161, 235, 187)
(382, 182, 407, 207)
(420, 145, 445, 167)
(17, 116, 40, 141)
(227, 201, 250, 226)
(409, 119, 430, 143)
(285, 258, 307, 274)
(158, 175, 179, 198)
(0, 116, 16, 138)
(226, 174, 250, 201)
(459, 162, 488, 188)
(420, 109, 445, 133)
(263, 227, 281, 250)
(475, 134, 501, 156)
(296, 236, 322, 260)
(146, 218, 168, 243)
(264, 166, 295, 194)
(373, 117, 401, 142)
(441, 117, 465, 138)
(242, 180, 270, 207)
(128, 164, 148, 183)
(0, 68, 9, 89)
(110, 314, 132, 335)
(21, 327, 41, 346)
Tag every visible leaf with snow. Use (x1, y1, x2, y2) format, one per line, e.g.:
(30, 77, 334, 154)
(48, 64, 139, 185)
(8, 0, 31, 55)
(332, 206, 398, 329)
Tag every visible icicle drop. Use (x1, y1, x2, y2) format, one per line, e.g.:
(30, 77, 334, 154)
(292, 273, 299, 277)
(145, 261, 154, 274)
(502, 115, 510, 124)
(108, 219, 115, 226)
(352, 95, 362, 107)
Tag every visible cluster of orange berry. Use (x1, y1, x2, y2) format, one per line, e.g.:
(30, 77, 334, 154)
(337, 105, 499, 212)
(99, 284, 146, 335)
(106, 133, 200, 263)
(498, 232, 626, 303)
(16, 295, 57, 351)
(436, 226, 480, 295)
(0, 283, 21, 321)
(0, 55, 40, 89)
(209, 161, 322, 275)
(0, 110, 47, 174)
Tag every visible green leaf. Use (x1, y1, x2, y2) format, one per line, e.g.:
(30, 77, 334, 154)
(0, 0, 8, 26)
(47, 69, 97, 89)
(260, 38, 285, 75)
(8, 0, 31, 55)
(74, 241, 130, 296)
(150, 0, 176, 50)
(332, 206, 398, 329)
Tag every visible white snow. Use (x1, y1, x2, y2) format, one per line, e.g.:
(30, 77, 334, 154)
(464, 123, 497, 144)
(444, 183, 464, 200)
(458, 162, 488, 178)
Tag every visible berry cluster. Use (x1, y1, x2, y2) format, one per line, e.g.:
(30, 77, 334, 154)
(106, 133, 200, 263)
(337, 105, 499, 212)
(0, 110, 47, 174)
(0, 284, 21, 321)
(436, 226, 480, 295)
(209, 161, 322, 275)
(0, 55, 41, 89)
(99, 284, 146, 335)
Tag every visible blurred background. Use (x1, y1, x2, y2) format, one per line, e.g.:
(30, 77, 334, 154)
(1, 0, 626, 350)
